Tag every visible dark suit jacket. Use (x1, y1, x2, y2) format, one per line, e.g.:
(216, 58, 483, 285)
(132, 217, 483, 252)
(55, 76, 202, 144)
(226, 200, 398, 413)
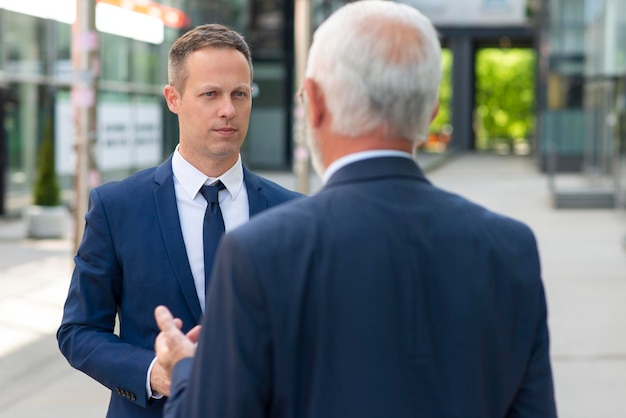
(57, 155, 302, 418)
(165, 156, 557, 418)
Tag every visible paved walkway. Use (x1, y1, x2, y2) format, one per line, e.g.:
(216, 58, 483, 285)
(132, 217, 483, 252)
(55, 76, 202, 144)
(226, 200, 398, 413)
(1, 152, 625, 417)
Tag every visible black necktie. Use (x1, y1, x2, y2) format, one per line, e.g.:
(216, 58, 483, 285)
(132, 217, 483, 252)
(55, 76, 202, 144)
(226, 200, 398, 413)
(199, 181, 226, 295)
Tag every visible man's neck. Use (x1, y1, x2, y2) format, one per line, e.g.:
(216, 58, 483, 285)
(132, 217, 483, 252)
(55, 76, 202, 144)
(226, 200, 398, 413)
(178, 148, 239, 178)
(322, 130, 413, 169)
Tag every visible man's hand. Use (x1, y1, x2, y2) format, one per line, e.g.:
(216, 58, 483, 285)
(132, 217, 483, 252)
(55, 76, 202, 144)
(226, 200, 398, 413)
(154, 306, 201, 390)
(150, 356, 173, 397)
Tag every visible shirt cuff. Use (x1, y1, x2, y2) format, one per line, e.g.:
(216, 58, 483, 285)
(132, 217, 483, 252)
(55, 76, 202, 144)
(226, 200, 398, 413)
(147, 357, 164, 399)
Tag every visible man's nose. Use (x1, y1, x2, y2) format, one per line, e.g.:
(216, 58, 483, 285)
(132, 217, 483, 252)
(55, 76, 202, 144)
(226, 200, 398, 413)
(218, 97, 236, 118)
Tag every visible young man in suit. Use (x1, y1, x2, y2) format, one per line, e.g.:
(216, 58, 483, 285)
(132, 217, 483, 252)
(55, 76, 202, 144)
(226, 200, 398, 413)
(57, 24, 301, 418)
(154, 2, 558, 417)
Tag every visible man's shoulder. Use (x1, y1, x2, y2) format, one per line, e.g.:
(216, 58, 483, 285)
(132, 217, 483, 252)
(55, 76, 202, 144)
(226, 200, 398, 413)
(432, 187, 537, 251)
(94, 165, 161, 199)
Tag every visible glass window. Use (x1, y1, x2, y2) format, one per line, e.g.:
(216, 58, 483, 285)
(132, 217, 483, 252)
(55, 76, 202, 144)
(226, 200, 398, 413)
(54, 21, 72, 84)
(131, 40, 160, 85)
(613, 2, 626, 73)
(0, 11, 4, 66)
(5, 82, 43, 199)
(243, 63, 287, 169)
(618, 23, 626, 72)
(3, 11, 47, 76)
(483, 0, 509, 8)
(100, 33, 130, 82)
(248, 0, 286, 60)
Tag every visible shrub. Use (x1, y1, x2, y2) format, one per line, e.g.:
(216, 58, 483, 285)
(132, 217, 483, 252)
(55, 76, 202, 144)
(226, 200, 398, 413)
(33, 116, 61, 207)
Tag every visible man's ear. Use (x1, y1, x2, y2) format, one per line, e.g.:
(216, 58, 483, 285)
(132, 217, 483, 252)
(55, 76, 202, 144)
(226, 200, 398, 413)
(303, 78, 326, 129)
(163, 85, 180, 114)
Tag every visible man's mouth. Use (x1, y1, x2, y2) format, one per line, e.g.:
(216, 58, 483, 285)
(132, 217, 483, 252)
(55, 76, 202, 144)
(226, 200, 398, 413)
(215, 127, 237, 135)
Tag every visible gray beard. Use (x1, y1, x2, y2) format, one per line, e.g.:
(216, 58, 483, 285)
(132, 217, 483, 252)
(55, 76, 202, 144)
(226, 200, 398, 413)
(304, 119, 325, 179)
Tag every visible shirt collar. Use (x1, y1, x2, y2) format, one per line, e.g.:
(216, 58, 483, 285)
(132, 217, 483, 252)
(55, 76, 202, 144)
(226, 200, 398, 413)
(322, 150, 413, 184)
(172, 146, 244, 201)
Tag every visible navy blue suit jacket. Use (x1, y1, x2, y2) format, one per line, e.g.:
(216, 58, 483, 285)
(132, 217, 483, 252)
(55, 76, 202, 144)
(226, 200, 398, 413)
(57, 155, 302, 418)
(166, 156, 556, 418)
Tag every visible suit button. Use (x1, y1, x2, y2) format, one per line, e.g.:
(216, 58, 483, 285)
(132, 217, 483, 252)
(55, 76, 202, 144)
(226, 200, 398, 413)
(115, 387, 136, 400)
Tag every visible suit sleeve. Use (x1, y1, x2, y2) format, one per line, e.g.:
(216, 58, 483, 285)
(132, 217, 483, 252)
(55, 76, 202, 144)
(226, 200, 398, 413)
(56, 188, 155, 408)
(165, 233, 272, 418)
(163, 357, 194, 417)
(507, 231, 558, 418)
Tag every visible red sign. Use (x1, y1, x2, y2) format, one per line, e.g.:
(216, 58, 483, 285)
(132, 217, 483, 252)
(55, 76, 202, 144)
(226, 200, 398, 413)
(96, 0, 190, 28)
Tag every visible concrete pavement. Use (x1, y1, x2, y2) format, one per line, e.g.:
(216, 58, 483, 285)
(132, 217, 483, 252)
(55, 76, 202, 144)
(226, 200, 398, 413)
(0, 217, 110, 417)
(1, 152, 625, 417)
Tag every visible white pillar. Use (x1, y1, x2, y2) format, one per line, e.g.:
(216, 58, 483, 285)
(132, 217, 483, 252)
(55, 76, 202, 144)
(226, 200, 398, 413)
(293, 0, 312, 194)
(72, 0, 99, 252)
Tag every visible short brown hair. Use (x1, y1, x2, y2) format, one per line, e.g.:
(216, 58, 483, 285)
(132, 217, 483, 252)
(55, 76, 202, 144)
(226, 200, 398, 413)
(167, 23, 253, 94)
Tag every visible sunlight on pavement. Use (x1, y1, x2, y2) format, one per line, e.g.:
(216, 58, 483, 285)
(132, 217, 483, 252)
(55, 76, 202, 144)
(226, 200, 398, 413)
(0, 255, 72, 357)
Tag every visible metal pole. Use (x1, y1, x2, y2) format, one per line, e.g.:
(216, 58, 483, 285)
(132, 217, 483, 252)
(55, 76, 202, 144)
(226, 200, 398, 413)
(293, 0, 312, 194)
(72, 0, 99, 252)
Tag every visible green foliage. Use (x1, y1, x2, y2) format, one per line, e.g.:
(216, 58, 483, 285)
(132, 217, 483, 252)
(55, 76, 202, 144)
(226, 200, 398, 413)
(33, 116, 61, 207)
(475, 48, 536, 149)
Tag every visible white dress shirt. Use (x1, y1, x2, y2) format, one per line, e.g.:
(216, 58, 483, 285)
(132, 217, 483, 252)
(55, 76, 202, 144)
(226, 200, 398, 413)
(172, 147, 250, 310)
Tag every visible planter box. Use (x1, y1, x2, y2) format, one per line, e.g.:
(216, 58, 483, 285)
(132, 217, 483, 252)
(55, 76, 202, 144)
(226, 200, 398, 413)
(25, 205, 70, 239)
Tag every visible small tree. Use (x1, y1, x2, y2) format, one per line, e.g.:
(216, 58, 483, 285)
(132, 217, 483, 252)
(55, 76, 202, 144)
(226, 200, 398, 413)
(475, 48, 536, 150)
(33, 116, 61, 207)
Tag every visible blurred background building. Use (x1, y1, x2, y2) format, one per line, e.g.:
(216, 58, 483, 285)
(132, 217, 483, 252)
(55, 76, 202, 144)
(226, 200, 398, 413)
(0, 0, 624, 216)
(0, 0, 297, 217)
(536, 0, 626, 208)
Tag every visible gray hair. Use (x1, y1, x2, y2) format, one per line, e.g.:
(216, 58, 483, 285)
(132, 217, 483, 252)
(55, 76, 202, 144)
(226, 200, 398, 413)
(305, 0, 442, 143)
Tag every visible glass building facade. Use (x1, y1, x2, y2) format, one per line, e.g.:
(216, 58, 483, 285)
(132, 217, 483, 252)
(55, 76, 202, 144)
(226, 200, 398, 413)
(4, 0, 622, 216)
(0, 0, 295, 216)
(536, 0, 626, 207)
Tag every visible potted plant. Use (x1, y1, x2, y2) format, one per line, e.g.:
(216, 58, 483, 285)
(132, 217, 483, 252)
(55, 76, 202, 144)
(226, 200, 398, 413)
(25, 114, 69, 239)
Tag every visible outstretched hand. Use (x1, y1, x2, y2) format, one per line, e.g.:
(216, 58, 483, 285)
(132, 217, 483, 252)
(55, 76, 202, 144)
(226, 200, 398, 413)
(154, 306, 201, 383)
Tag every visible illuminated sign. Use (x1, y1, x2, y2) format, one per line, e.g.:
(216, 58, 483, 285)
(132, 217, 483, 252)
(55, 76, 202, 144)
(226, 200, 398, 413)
(0, 0, 190, 44)
(96, 0, 190, 29)
(96, 2, 165, 44)
(0, 0, 76, 23)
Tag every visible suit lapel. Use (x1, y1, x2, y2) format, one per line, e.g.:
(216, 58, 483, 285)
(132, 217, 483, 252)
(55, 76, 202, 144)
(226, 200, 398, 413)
(154, 157, 203, 323)
(243, 165, 269, 217)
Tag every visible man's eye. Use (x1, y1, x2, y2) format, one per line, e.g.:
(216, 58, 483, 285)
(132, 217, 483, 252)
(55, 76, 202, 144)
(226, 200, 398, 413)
(204, 92, 216, 97)
(234, 91, 247, 98)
